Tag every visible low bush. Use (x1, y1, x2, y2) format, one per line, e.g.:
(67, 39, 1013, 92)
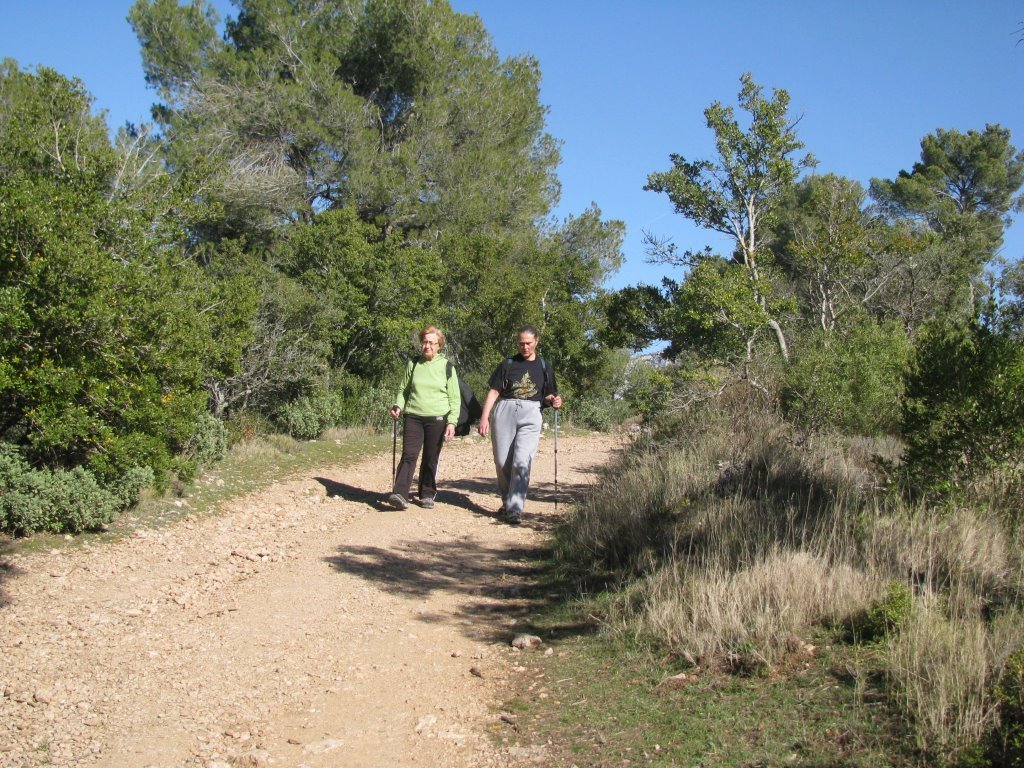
(852, 581, 915, 642)
(276, 393, 339, 440)
(0, 443, 137, 535)
(564, 395, 629, 432)
(107, 465, 155, 509)
(274, 373, 430, 440)
(331, 373, 392, 432)
(184, 413, 228, 467)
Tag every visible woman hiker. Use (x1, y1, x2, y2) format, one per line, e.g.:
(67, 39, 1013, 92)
(387, 326, 461, 510)
(477, 326, 562, 524)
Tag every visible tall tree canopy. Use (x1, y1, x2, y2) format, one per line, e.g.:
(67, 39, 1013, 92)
(871, 125, 1024, 320)
(129, 0, 560, 238)
(128, 0, 623, 426)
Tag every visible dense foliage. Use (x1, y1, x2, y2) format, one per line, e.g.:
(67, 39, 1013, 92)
(0, 61, 251, 512)
(902, 316, 1024, 495)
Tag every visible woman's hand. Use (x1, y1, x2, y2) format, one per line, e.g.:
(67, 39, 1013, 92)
(546, 394, 563, 409)
(444, 424, 455, 441)
(477, 417, 490, 437)
(390, 406, 401, 420)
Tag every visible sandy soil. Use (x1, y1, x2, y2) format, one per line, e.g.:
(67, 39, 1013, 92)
(0, 430, 621, 768)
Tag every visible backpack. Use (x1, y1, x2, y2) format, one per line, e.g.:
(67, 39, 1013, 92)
(409, 357, 482, 436)
(452, 364, 483, 436)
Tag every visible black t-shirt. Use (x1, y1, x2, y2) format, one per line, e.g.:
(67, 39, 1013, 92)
(487, 355, 557, 405)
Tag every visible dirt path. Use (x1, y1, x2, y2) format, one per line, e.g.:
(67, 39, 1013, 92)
(0, 431, 621, 768)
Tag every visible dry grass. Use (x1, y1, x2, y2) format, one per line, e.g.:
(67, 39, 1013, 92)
(617, 549, 878, 666)
(885, 603, 1023, 760)
(226, 432, 305, 460)
(554, 400, 1024, 761)
(865, 505, 1013, 618)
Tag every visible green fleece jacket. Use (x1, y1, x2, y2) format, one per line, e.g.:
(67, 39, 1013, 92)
(393, 355, 461, 426)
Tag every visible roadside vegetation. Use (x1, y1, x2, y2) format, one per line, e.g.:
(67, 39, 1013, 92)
(523, 393, 1022, 767)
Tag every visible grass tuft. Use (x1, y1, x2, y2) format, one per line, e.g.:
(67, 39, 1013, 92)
(544, 398, 1024, 765)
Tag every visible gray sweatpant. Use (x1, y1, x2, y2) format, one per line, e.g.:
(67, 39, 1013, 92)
(489, 398, 542, 516)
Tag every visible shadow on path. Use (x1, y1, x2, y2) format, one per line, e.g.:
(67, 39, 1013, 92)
(318, 449, 612, 644)
(313, 472, 599, 519)
(323, 531, 597, 645)
(313, 477, 394, 511)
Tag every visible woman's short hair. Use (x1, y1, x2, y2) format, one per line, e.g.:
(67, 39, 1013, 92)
(419, 325, 445, 348)
(517, 325, 539, 340)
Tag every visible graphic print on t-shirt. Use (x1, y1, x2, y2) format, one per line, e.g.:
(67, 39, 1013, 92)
(511, 371, 539, 400)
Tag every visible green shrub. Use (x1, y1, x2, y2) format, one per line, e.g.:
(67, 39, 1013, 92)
(855, 581, 915, 642)
(184, 413, 228, 467)
(0, 443, 151, 536)
(107, 466, 155, 509)
(275, 374, 408, 439)
(0, 445, 48, 535)
(329, 372, 392, 431)
(85, 428, 180, 488)
(41, 467, 119, 534)
(0, 445, 118, 535)
(276, 392, 340, 440)
(565, 396, 628, 432)
(902, 319, 1024, 496)
(782, 319, 911, 435)
(621, 362, 676, 423)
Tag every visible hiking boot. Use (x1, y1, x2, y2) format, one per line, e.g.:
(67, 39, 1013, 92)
(420, 497, 435, 509)
(506, 510, 522, 525)
(387, 493, 408, 510)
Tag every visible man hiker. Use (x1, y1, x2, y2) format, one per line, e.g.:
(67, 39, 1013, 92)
(477, 326, 562, 524)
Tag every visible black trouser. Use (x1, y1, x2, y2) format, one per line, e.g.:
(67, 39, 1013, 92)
(392, 414, 446, 500)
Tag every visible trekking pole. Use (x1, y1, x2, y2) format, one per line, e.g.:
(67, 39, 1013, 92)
(553, 408, 559, 511)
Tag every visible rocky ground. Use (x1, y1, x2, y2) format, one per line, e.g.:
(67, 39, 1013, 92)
(0, 431, 621, 768)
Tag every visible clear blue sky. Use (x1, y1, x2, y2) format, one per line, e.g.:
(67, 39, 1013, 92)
(3, 1, 1022, 291)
